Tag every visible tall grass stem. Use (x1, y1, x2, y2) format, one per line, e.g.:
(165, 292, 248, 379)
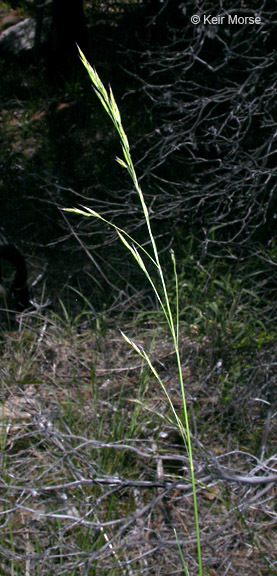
(64, 46, 203, 575)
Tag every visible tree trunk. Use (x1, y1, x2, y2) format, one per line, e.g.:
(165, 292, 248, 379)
(51, 0, 87, 74)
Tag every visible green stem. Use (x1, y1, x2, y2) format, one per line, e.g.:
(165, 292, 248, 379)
(69, 48, 203, 575)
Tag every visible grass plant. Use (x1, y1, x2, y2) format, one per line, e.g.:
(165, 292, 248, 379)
(64, 47, 203, 575)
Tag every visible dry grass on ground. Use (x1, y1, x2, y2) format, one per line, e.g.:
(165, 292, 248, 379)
(0, 310, 276, 575)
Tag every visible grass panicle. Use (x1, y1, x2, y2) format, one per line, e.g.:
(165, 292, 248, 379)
(64, 46, 202, 575)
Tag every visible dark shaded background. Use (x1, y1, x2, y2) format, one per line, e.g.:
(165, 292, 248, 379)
(0, 0, 276, 312)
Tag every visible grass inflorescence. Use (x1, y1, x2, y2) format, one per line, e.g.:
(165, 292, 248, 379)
(64, 47, 203, 575)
